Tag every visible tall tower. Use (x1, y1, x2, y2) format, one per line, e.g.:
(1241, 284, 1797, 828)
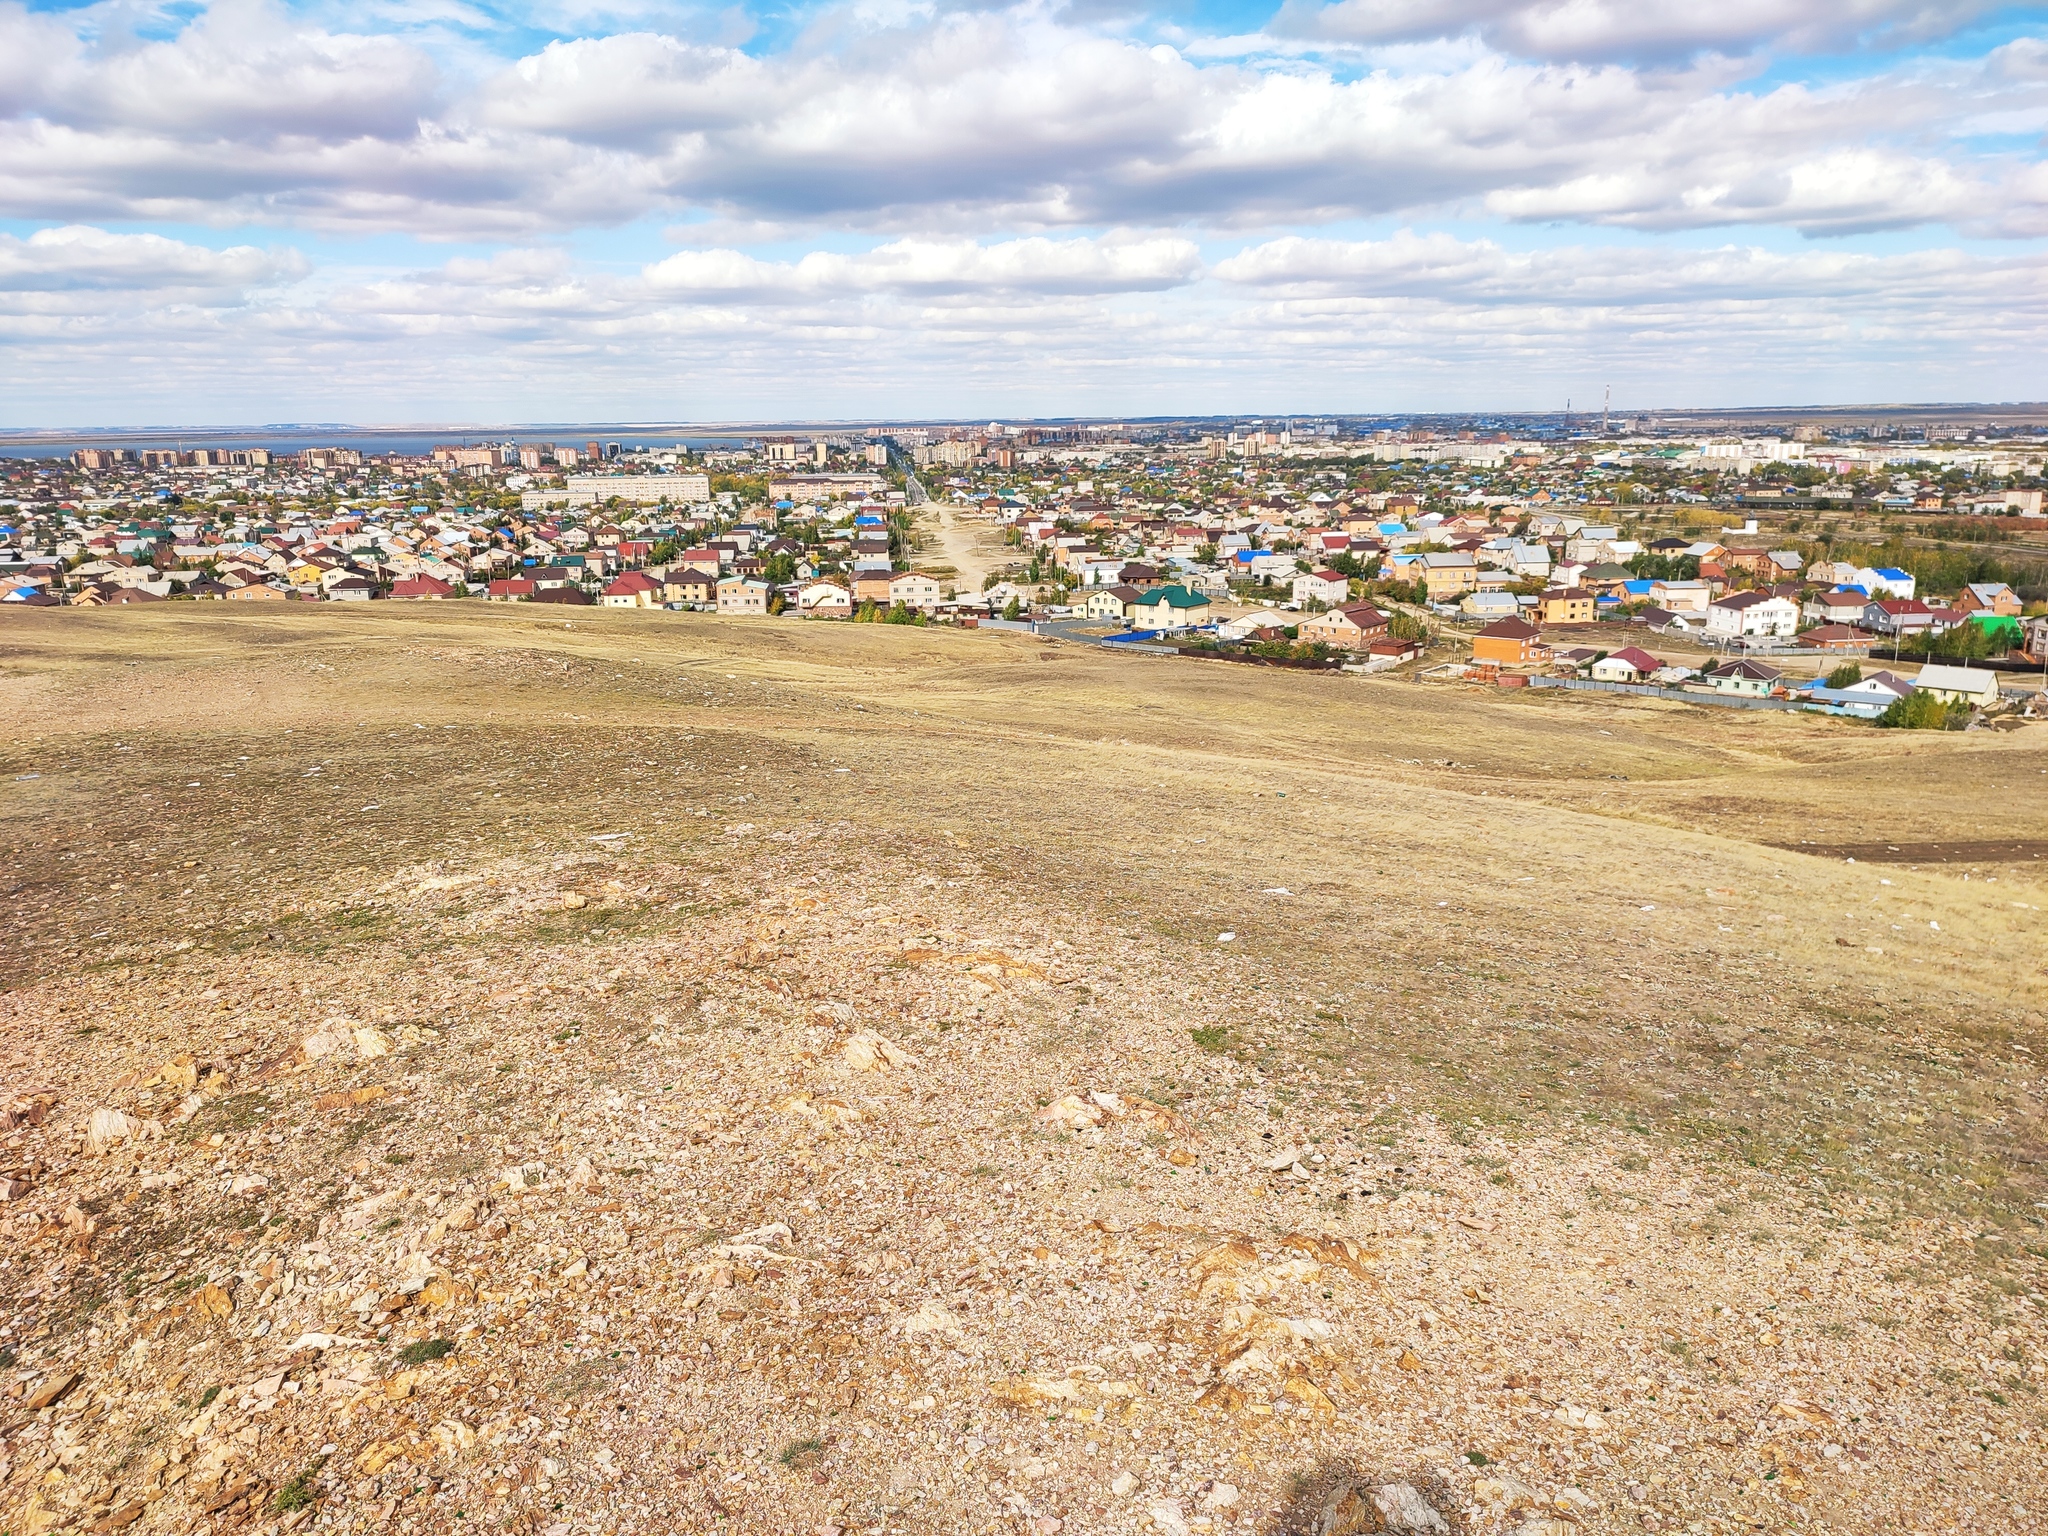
(1603, 385, 1610, 433)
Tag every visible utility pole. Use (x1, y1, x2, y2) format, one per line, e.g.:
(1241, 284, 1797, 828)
(1603, 385, 1610, 434)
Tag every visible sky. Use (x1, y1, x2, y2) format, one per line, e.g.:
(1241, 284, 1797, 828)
(3, 0, 2048, 426)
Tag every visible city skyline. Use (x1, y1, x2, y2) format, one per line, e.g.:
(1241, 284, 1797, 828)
(3, 0, 2047, 423)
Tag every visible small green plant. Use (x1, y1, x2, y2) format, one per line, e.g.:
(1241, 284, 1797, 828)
(196, 1384, 221, 1410)
(384, 1153, 412, 1165)
(398, 1338, 455, 1366)
(271, 1454, 329, 1513)
(1189, 1026, 1229, 1052)
(779, 1437, 825, 1467)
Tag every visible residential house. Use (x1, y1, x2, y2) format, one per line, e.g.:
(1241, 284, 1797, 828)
(1363, 637, 1423, 667)
(1854, 566, 1916, 599)
(665, 568, 717, 607)
(1641, 606, 1696, 635)
(1292, 569, 1351, 607)
(1419, 550, 1478, 601)
(1794, 624, 1871, 652)
(487, 577, 536, 602)
(716, 576, 771, 615)
(389, 574, 454, 600)
(1802, 587, 1870, 626)
(1835, 670, 1917, 705)
(1472, 617, 1549, 666)
(1590, 646, 1662, 683)
(1128, 585, 1211, 631)
(1297, 603, 1390, 651)
(326, 575, 378, 601)
(888, 571, 943, 611)
(602, 572, 662, 608)
(1959, 582, 2021, 617)
(1861, 598, 1954, 637)
(675, 547, 721, 576)
(1216, 613, 1282, 643)
(1580, 562, 1638, 596)
(1700, 659, 1783, 696)
(1085, 585, 1142, 621)
(1535, 588, 1596, 625)
(1704, 590, 1798, 641)
(852, 568, 897, 607)
(1912, 665, 2000, 708)
(1649, 579, 1711, 614)
(797, 580, 852, 616)
(1460, 591, 1520, 621)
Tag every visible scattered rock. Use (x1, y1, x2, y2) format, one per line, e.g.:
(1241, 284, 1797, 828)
(902, 1298, 965, 1336)
(190, 1281, 235, 1320)
(1308, 1481, 1449, 1535)
(86, 1107, 157, 1151)
(842, 1031, 910, 1070)
(299, 1029, 348, 1061)
(25, 1370, 79, 1411)
(313, 1086, 387, 1111)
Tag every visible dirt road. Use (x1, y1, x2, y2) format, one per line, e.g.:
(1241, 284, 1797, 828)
(924, 495, 1004, 589)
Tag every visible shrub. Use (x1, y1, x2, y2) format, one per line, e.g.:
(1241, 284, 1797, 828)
(1876, 691, 1969, 730)
(271, 1456, 329, 1513)
(780, 1437, 825, 1467)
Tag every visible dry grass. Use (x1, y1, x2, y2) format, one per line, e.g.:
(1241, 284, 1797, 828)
(4, 604, 2044, 1230)
(2, 604, 2045, 1535)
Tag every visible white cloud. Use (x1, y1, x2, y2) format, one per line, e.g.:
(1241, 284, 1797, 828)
(0, 2, 2041, 239)
(643, 233, 1202, 297)
(1270, 0, 2004, 62)
(0, 225, 307, 302)
(6, 223, 2046, 423)
(0, 1, 2043, 420)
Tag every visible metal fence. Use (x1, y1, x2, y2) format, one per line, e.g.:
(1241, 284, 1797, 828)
(1525, 676, 1842, 713)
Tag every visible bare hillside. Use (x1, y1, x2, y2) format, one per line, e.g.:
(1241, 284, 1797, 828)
(1, 606, 2044, 1536)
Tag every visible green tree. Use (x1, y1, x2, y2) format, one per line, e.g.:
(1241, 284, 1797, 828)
(1876, 691, 1969, 730)
(1824, 661, 1862, 689)
(1002, 595, 1022, 620)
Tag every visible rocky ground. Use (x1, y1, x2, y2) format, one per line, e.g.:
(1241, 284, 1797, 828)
(0, 607, 2043, 1536)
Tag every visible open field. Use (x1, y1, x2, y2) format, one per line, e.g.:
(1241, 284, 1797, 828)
(1, 605, 2044, 1536)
